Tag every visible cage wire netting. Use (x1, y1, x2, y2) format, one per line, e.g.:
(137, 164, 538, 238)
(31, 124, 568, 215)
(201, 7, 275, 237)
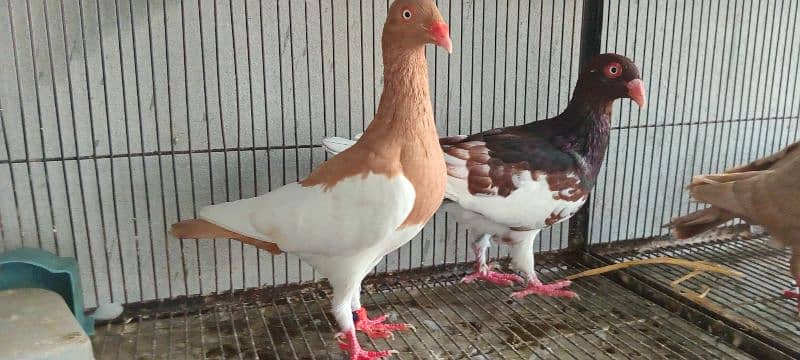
(0, 0, 584, 307)
(1, 0, 800, 358)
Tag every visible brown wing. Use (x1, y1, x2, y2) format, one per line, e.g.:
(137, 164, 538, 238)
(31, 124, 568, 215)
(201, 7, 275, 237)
(442, 126, 582, 198)
(444, 140, 521, 196)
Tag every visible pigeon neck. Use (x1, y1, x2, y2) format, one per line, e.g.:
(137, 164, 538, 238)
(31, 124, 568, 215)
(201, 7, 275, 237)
(368, 46, 435, 137)
(559, 97, 614, 180)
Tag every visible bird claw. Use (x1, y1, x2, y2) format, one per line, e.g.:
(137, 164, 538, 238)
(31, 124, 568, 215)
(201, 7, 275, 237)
(461, 269, 524, 287)
(355, 308, 412, 339)
(337, 330, 398, 359)
(510, 279, 578, 299)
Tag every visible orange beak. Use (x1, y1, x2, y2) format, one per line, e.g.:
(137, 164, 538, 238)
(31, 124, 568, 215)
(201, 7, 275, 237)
(430, 21, 453, 54)
(626, 79, 646, 109)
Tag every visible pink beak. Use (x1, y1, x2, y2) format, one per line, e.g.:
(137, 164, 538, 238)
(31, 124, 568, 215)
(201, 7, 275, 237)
(626, 79, 647, 109)
(430, 22, 453, 54)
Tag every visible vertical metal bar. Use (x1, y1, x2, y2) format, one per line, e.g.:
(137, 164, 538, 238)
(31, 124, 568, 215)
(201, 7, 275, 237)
(754, 0, 781, 158)
(225, 0, 246, 290)
(178, 0, 202, 295)
(274, 0, 290, 285)
(660, 0, 692, 229)
(705, 0, 736, 182)
(57, 0, 101, 307)
(592, 0, 613, 243)
(782, 1, 800, 147)
(718, 0, 747, 171)
(634, 0, 659, 237)
(259, 0, 275, 287)
(317, 0, 331, 281)
(42, 0, 79, 259)
(738, 0, 763, 166)
(91, 0, 130, 303)
(210, 0, 231, 292)
(110, 0, 142, 301)
(197, 0, 219, 294)
(625, 0, 648, 239)
(7, 0, 44, 251)
(124, 0, 159, 301)
(78, 0, 117, 302)
(609, 0, 633, 243)
(161, 0, 187, 295)
(567, 0, 603, 250)
(283, 0, 303, 282)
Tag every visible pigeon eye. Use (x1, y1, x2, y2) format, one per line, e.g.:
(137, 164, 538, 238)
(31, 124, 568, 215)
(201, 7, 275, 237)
(604, 62, 622, 79)
(402, 9, 412, 20)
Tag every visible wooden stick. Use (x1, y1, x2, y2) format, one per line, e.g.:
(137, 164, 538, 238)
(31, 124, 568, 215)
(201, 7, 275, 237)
(564, 257, 744, 280)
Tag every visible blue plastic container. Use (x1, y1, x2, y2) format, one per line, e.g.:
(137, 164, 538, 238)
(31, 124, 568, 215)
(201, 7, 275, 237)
(0, 248, 94, 336)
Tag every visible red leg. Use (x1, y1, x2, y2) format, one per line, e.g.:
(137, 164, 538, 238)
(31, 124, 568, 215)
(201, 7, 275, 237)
(783, 276, 800, 317)
(461, 262, 524, 287)
(461, 235, 524, 286)
(510, 275, 577, 299)
(354, 307, 413, 339)
(337, 330, 398, 359)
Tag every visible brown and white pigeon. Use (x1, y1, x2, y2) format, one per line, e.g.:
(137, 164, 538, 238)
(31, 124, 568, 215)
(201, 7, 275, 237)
(667, 141, 800, 315)
(171, 1, 452, 358)
(323, 54, 646, 299)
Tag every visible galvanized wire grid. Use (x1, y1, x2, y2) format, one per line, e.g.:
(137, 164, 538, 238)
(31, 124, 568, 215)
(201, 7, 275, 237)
(0, 0, 581, 307)
(91, 259, 755, 359)
(600, 234, 800, 357)
(590, 0, 800, 244)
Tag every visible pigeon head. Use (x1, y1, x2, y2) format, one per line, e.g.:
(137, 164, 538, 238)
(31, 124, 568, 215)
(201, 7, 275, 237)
(383, 0, 452, 53)
(576, 53, 646, 109)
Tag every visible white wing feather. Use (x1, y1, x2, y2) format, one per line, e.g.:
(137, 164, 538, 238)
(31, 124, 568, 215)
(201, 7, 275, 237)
(199, 172, 416, 257)
(321, 134, 360, 155)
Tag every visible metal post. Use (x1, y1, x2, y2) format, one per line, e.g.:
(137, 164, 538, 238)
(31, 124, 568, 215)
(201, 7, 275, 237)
(568, 0, 604, 250)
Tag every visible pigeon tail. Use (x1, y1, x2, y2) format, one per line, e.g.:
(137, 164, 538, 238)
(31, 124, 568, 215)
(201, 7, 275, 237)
(170, 219, 282, 254)
(666, 207, 735, 240)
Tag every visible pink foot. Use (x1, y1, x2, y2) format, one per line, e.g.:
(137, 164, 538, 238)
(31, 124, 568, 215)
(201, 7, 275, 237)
(511, 279, 577, 299)
(783, 287, 800, 316)
(461, 266, 524, 287)
(354, 308, 412, 339)
(337, 330, 398, 359)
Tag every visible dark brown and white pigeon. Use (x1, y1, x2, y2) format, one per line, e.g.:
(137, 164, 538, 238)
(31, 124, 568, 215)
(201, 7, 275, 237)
(667, 141, 800, 316)
(171, 1, 452, 358)
(323, 54, 645, 299)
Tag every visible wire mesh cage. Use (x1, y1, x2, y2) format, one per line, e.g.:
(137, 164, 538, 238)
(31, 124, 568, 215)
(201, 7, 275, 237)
(1, 0, 799, 359)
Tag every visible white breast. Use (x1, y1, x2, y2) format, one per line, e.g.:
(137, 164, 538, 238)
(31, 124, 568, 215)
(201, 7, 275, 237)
(445, 170, 585, 230)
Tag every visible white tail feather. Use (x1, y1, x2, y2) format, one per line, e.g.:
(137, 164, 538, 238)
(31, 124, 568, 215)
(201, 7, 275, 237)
(322, 134, 360, 155)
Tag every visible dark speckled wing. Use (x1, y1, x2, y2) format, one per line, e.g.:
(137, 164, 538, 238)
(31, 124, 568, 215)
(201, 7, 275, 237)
(442, 124, 582, 198)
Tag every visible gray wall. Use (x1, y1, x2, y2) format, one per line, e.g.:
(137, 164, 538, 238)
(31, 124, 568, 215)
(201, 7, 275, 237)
(0, 0, 796, 308)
